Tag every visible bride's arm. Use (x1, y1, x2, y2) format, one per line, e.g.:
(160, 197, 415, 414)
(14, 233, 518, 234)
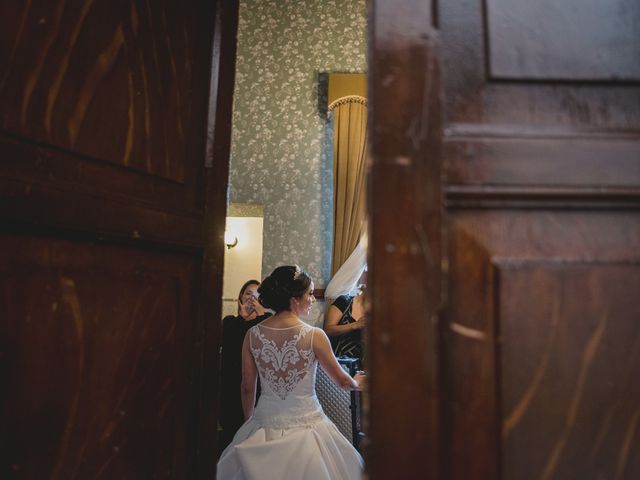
(313, 328, 362, 391)
(240, 332, 258, 419)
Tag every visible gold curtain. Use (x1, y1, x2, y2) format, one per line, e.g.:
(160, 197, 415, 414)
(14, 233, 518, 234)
(329, 95, 368, 275)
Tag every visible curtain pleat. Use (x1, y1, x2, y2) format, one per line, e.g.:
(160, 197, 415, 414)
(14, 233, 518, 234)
(330, 98, 367, 276)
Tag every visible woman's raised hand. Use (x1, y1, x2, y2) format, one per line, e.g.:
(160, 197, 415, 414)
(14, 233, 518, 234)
(250, 297, 266, 316)
(239, 299, 257, 320)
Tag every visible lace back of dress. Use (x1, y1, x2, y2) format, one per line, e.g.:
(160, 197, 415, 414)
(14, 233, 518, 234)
(249, 324, 315, 400)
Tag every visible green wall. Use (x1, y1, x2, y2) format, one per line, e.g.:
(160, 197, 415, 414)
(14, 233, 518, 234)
(229, 0, 367, 287)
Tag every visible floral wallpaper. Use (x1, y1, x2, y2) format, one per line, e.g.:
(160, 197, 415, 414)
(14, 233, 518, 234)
(229, 0, 367, 287)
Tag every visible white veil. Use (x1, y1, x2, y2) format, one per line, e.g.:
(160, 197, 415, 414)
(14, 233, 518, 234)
(324, 230, 368, 306)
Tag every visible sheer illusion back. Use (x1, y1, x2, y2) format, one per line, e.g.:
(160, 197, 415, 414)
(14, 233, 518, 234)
(249, 323, 316, 401)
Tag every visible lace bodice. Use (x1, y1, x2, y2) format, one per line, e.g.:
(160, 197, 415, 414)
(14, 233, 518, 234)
(219, 324, 363, 479)
(249, 323, 316, 400)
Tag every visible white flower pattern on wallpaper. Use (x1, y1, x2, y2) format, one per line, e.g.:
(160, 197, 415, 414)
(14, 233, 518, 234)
(230, 0, 367, 287)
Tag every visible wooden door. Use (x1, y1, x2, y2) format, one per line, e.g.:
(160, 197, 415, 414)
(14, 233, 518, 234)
(368, 0, 640, 479)
(367, 2, 442, 478)
(0, 0, 238, 478)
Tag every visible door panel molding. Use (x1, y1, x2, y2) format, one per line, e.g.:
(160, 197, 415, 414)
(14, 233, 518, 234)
(444, 212, 640, 479)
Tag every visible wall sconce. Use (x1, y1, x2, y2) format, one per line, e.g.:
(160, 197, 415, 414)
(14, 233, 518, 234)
(224, 230, 238, 249)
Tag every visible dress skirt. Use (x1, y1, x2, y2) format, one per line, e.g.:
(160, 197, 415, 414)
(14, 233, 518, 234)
(217, 414, 363, 480)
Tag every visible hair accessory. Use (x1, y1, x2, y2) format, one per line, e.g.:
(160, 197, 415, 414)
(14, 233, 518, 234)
(293, 265, 303, 280)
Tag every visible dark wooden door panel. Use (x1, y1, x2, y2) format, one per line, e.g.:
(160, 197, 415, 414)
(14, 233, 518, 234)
(443, 212, 640, 480)
(484, 0, 640, 82)
(1, 0, 200, 183)
(444, 132, 640, 190)
(370, 0, 639, 477)
(0, 133, 202, 220)
(436, 0, 640, 477)
(499, 263, 640, 480)
(440, 0, 640, 129)
(0, 235, 196, 478)
(440, 0, 640, 211)
(0, 0, 238, 478)
(366, 1, 442, 478)
(0, 0, 216, 216)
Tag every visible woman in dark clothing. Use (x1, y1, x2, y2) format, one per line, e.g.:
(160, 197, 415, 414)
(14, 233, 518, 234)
(219, 279, 271, 452)
(323, 287, 366, 360)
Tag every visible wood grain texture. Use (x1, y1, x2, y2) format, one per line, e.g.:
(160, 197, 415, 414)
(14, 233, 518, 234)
(485, 0, 640, 81)
(438, 0, 640, 210)
(367, 1, 442, 478)
(444, 130, 640, 189)
(367, 0, 640, 479)
(439, 0, 640, 130)
(0, 0, 236, 478)
(0, 235, 195, 478)
(0, 0, 200, 183)
(437, 4, 640, 477)
(201, 0, 240, 475)
(0, 0, 218, 233)
(0, 175, 203, 250)
(498, 262, 640, 480)
(442, 212, 640, 480)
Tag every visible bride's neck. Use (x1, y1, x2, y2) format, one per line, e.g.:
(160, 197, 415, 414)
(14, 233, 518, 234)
(273, 310, 300, 321)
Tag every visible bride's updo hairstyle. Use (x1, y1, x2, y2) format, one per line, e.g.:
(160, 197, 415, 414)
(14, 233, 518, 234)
(258, 265, 312, 312)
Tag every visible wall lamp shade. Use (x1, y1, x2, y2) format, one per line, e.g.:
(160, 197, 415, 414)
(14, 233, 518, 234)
(225, 230, 238, 249)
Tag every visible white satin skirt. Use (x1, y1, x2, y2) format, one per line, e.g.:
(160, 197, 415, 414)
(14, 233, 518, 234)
(217, 412, 363, 480)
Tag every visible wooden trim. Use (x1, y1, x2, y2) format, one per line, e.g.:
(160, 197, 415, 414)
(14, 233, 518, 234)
(445, 185, 640, 209)
(197, 0, 239, 477)
(367, 1, 442, 478)
(444, 123, 640, 139)
(0, 177, 204, 249)
(443, 128, 640, 207)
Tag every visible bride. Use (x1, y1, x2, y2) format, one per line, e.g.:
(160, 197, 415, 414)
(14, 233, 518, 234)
(217, 265, 365, 479)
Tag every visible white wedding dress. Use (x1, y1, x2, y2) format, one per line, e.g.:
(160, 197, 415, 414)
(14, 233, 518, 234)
(217, 323, 363, 479)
